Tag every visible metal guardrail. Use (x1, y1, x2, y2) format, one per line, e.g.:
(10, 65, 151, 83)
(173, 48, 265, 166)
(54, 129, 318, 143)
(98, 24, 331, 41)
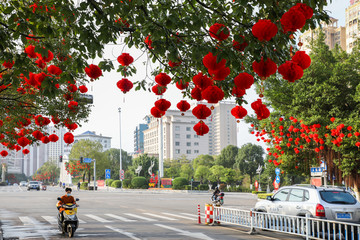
(213, 206, 360, 240)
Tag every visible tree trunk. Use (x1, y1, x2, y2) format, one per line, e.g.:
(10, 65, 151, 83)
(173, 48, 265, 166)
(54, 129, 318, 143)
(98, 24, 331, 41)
(352, 174, 360, 201)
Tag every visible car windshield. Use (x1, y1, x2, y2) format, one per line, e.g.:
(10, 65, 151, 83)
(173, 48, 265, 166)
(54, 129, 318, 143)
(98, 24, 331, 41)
(320, 191, 357, 204)
(29, 181, 38, 184)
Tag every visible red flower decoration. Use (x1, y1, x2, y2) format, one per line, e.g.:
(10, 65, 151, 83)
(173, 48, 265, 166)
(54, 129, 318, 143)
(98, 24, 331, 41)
(85, 64, 102, 79)
(192, 104, 211, 119)
(192, 72, 212, 90)
(25, 45, 37, 58)
(252, 58, 277, 78)
(291, 3, 313, 20)
(177, 100, 191, 112)
(252, 19, 278, 41)
(34, 115, 50, 126)
(17, 137, 30, 147)
(51, 116, 60, 124)
(47, 65, 62, 75)
(175, 80, 189, 90)
(231, 106, 247, 119)
(234, 72, 254, 90)
(150, 107, 165, 118)
(152, 84, 166, 95)
(68, 101, 78, 111)
(203, 52, 226, 72)
(202, 85, 224, 104)
(209, 23, 230, 41)
(251, 99, 270, 120)
(155, 99, 171, 112)
(2, 60, 14, 69)
(117, 78, 133, 93)
(292, 51, 311, 70)
(64, 132, 74, 144)
(0, 150, 8, 157)
(155, 73, 171, 86)
(278, 61, 303, 82)
(281, 9, 306, 32)
(67, 84, 77, 93)
(117, 53, 134, 66)
(208, 66, 230, 81)
(49, 134, 59, 142)
(191, 86, 203, 101)
(193, 121, 209, 136)
(232, 35, 248, 51)
(145, 35, 153, 49)
(232, 86, 246, 97)
(79, 85, 88, 93)
(32, 130, 44, 140)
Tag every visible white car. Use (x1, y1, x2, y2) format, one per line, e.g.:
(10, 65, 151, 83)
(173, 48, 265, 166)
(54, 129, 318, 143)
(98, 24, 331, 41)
(20, 181, 27, 187)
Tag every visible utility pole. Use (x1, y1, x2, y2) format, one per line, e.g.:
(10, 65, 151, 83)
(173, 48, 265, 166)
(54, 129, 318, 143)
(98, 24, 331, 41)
(93, 159, 96, 191)
(118, 107, 122, 182)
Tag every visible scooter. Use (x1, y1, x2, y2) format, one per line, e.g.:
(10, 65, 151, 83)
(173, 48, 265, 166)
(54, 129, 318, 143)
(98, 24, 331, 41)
(211, 192, 225, 205)
(57, 198, 79, 238)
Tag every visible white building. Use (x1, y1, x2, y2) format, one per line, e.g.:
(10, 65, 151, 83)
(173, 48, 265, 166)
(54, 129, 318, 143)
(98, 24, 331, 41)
(346, 0, 360, 53)
(46, 126, 67, 165)
(143, 101, 237, 160)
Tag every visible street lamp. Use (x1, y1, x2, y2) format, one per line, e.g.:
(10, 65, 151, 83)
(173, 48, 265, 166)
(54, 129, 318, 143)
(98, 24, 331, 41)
(118, 107, 122, 182)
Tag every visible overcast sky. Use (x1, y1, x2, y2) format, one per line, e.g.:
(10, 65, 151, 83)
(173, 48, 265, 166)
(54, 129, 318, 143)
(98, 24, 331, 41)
(72, 0, 349, 153)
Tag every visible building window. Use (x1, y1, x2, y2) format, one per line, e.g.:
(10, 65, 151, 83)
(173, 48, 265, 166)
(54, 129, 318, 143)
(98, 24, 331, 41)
(186, 150, 191, 154)
(175, 134, 180, 138)
(186, 142, 191, 146)
(186, 134, 191, 139)
(175, 126, 180, 131)
(194, 135, 199, 138)
(194, 142, 199, 146)
(186, 127, 191, 131)
(175, 149, 180, 154)
(175, 142, 180, 146)
(194, 150, 199, 154)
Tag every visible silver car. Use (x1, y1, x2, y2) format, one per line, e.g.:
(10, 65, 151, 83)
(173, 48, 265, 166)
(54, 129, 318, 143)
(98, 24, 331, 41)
(254, 185, 360, 223)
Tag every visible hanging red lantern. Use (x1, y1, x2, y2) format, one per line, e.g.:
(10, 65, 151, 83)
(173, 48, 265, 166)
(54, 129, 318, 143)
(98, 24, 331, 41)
(176, 100, 191, 114)
(32, 130, 44, 140)
(208, 66, 230, 81)
(193, 121, 209, 136)
(191, 86, 203, 101)
(152, 84, 167, 95)
(251, 99, 270, 120)
(231, 106, 247, 119)
(202, 85, 224, 104)
(49, 134, 59, 142)
(175, 79, 189, 90)
(117, 78, 133, 93)
(281, 8, 306, 32)
(232, 35, 248, 51)
(0, 150, 8, 157)
(192, 72, 212, 90)
(252, 58, 277, 79)
(155, 99, 171, 112)
(37, 50, 54, 62)
(278, 61, 303, 82)
(2, 60, 14, 69)
(155, 73, 171, 86)
(17, 137, 30, 147)
(192, 104, 211, 120)
(25, 45, 37, 58)
(67, 84, 77, 93)
(202, 52, 226, 72)
(78, 85, 88, 93)
(209, 23, 230, 41)
(47, 65, 63, 76)
(22, 149, 30, 155)
(85, 64, 102, 79)
(292, 51, 311, 70)
(41, 136, 50, 144)
(64, 132, 74, 144)
(252, 19, 278, 41)
(234, 72, 254, 90)
(232, 86, 246, 97)
(291, 3, 313, 20)
(117, 53, 134, 66)
(150, 107, 165, 118)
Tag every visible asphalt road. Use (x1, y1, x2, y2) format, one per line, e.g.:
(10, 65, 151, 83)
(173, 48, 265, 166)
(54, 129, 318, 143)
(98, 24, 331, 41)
(0, 185, 300, 240)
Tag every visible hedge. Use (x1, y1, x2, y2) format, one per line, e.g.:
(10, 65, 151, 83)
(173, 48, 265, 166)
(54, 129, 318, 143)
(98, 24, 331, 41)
(106, 179, 114, 186)
(198, 184, 209, 190)
(80, 182, 88, 190)
(131, 177, 148, 189)
(172, 177, 188, 190)
(184, 185, 192, 190)
(252, 191, 266, 194)
(122, 179, 131, 188)
(111, 180, 122, 188)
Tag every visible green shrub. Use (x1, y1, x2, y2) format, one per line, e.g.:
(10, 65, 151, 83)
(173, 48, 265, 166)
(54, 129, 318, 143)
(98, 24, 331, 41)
(122, 179, 131, 188)
(80, 182, 88, 190)
(111, 180, 122, 188)
(198, 184, 208, 190)
(235, 186, 252, 192)
(131, 177, 148, 189)
(252, 191, 266, 194)
(172, 177, 188, 190)
(184, 185, 192, 190)
(258, 193, 273, 199)
(106, 179, 114, 186)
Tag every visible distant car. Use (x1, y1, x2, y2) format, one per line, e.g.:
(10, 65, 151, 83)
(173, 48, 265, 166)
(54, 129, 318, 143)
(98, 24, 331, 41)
(27, 181, 40, 191)
(254, 184, 360, 223)
(13, 183, 18, 186)
(19, 181, 27, 187)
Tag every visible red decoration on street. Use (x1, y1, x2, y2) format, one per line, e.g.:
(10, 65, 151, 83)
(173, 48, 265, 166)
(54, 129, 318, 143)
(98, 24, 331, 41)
(192, 104, 211, 119)
(252, 19, 278, 41)
(292, 51, 311, 70)
(192, 73, 212, 90)
(231, 106, 247, 119)
(34, 115, 50, 126)
(49, 134, 59, 142)
(2, 60, 14, 69)
(251, 99, 270, 120)
(191, 86, 203, 101)
(67, 84, 77, 93)
(232, 86, 246, 97)
(155, 73, 171, 86)
(41, 136, 50, 144)
(209, 23, 230, 41)
(155, 99, 171, 111)
(85, 64, 102, 79)
(209, 66, 230, 81)
(0, 150, 8, 157)
(176, 100, 191, 113)
(232, 35, 248, 51)
(202, 86, 224, 104)
(22, 149, 30, 155)
(64, 132, 74, 144)
(117, 78, 133, 93)
(234, 72, 254, 90)
(32, 130, 44, 140)
(152, 84, 166, 95)
(47, 65, 62, 75)
(281, 8, 306, 32)
(117, 53, 134, 66)
(278, 61, 303, 82)
(79, 85, 88, 93)
(17, 137, 30, 147)
(291, 3, 313, 20)
(203, 52, 226, 72)
(150, 107, 165, 118)
(175, 80, 189, 90)
(252, 58, 277, 78)
(193, 121, 209, 136)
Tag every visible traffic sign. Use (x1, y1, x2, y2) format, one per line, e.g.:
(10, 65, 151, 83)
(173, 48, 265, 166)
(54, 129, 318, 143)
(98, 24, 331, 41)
(310, 167, 323, 177)
(105, 169, 111, 179)
(254, 180, 259, 188)
(83, 157, 92, 163)
(120, 169, 124, 180)
(275, 175, 280, 183)
(273, 179, 280, 190)
(275, 168, 280, 175)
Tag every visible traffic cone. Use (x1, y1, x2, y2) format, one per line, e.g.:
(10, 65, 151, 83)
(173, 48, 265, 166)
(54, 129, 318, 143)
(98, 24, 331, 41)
(198, 204, 201, 224)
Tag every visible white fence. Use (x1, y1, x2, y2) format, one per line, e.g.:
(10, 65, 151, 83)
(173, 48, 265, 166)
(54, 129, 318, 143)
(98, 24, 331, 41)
(213, 206, 360, 240)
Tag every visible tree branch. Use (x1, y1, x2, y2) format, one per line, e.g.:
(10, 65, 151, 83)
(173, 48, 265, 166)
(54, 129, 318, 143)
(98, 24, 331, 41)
(0, 21, 45, 39)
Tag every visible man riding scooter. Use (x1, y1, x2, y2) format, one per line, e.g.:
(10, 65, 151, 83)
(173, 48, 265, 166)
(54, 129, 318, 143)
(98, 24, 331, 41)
(56, 188, 78, 222)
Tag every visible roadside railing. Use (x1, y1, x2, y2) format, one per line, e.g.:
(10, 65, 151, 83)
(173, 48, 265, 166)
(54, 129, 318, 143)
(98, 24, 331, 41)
(213, 206, 360, 240)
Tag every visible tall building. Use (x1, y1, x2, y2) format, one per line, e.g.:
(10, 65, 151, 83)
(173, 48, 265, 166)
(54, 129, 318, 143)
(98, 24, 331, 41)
(143, 101, 237, 160)
(64, 131, 112, 156)
(299, 17, 346, 53)
(46, 126, 67, 164)
(134, 123, 149, 154)
(346, 0, 360, 53)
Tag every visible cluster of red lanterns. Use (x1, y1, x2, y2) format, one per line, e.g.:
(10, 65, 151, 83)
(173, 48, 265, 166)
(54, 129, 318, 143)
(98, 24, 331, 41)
(116, 53, 134, 93)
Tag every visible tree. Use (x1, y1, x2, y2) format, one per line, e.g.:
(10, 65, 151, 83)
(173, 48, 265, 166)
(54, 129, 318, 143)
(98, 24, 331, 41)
(0, 1, 330, 153)
(131, 154, 158, 178)
(32, 160, 59, 183)
(180, 164, 194, 181)
(192, 154, 215, 170)
(208, 165, 225, 184)
(221, 168, 237, 186)
(215, 145, 238, 168)
(103, 148, 132, 179)
(235, 143, 264, 184)
(194, 165, 210, 184)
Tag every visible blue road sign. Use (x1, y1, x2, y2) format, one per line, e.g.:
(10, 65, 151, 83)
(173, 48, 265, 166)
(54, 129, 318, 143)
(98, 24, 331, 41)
(310, 167, 323, 173)
(275, 168, 281, 175)
(83, 157, 92, 163)
(275, 176, 280, 184)
(105, 169, 111, 179)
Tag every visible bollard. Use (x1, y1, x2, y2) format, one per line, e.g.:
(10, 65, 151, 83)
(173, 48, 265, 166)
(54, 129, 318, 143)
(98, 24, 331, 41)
(205, 204, 214, 225)
(198, 204, 201, 224)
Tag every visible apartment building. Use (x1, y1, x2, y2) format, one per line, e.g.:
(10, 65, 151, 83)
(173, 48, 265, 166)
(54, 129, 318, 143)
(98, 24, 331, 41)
(346, 0, 360, 53)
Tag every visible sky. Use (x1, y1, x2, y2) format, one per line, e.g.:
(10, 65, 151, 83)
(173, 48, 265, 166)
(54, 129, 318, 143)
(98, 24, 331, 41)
(72, 0, 349, 153)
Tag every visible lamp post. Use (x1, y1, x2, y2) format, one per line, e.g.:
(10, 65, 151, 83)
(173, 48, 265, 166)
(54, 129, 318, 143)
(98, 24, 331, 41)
(118, 107, 122, 182)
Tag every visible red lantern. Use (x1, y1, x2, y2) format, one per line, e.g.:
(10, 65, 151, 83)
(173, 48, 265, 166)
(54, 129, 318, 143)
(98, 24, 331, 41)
(291, 3, 313, 20)
(32, 130, 44, 140)
(202, 86, 224, 104)
(208, 66, 230, 81)
(0, 150, 8, 157)
(22, 149, 30, 155)
(155, 73, 171, 86)
(2, 60, 14, 69)
(234, 72, 254, 90)
(209, 23, 230, 41)
(281, 8, 306, 32)
(117, 78, 133, 93)
(17, 137, 30, 147)
(252, 58, 277, 79)
(117, 53, 134, 66)
(150, 107, 165, 118)
(176, 100, 191, 113)
(192, 104, 211, 120)
(152, 84, 167, 95)
(37, 50, 54, 62)
(85, 64, 102, 79)
(145, 35, 153, 49)
(202, 52, 226, 72)
(175, 80, 189, 90)
(155, 99, 171, 112)
(231, 106, 247, 119)
(232, 35, 248, 51)
(278, 61, 303, 82)
(191, 87, 203, 101)
(192, 72, 212, 90)
(252, 19, 278, 41)
(47, 65, 62, 76)
(67, 84, 77, 93)
(49, 134, 59, 142)
(232, 86, 245, 97)
(64, 132, 74, 144)
(193, 121, 209, 136)
(251, 99, 270, 120)
(41, 136, 50, 144)
(292, 51, 311, 70)
(25, 45, 37, 58)
(79, 85, 88, 93)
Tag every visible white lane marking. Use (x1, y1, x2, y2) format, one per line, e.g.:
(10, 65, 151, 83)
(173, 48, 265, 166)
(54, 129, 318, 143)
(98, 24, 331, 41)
(19, 216, 35, 225)
(155, 224, 213, 240)
(162, 212, 195, 220)
(104, 214, 137, 222)
(143, 213, 177, 221)
(78, 218, 86, 223)
(124, 213, 155, 222)
(105, 225, 141, 240)
(42, 216, 57, 225)
(85, 214, 112, 223)
(180, 213, 200, 218)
